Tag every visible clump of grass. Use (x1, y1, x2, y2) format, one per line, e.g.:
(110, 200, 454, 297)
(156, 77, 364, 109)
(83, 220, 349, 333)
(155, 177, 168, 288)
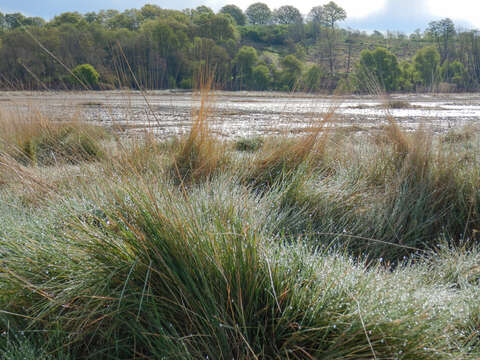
(1, 339, 54, 360)
(245, 111, 334, 190)
(171, 80, 228, 183)
(441, 125, 477, 144)
(78, 101, 103, 107)
(388, 100, 412, 109)
(255, 117, 480, 260)
(3, 90, 480, 358)
(1, 175, 479, 358)
(0, 109, 108, 166)
(110, 131, 170, 176)
(234, 136, 264, 152)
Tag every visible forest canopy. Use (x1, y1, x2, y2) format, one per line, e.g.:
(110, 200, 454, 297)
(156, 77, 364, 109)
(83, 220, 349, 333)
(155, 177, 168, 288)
(0, 3, 479, 93)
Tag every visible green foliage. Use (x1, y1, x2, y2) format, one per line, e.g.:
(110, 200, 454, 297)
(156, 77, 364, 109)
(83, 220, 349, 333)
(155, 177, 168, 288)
(399, 61, 418, 91)
(335, 76, 353, 94)
(4, 13, 26, 29)
(273, 5, 302, 25)
(354, 47, 401, 92)
(427, 18, 456, 63)
(219, 5, 246, 26)
(240, 24, 288, 45)
(140, 4, 163, 20)
(50, 12, 84, 26)
(150, 21, 178, 53)
(179, 78, 192, 89)
(414, 46, 441, 88)
(0, 12, 5, 31)
(303, 64, 323, 92)
(322, 1, 347, 27)
(106, 9, 143, 30)
(280, 54, 302, 90)
(71, 64, 100, 88)
(307, 6, 324, 24)
(246, 2, 272, 25)
(193, 13, 235, 42)
(193, 5, 214, 16)
(252, 64, 271, 89)
(193, 37, 231, 85)
(234, 136, 264, 151)
(1, 6, 480, 92)
(235, 46, 258, 88)
(440, 60, 468, 89)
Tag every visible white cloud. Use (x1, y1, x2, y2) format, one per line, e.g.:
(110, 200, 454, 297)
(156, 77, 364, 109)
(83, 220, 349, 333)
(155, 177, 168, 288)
(335, 0, 386, 19)
(427, 0, 480, 27)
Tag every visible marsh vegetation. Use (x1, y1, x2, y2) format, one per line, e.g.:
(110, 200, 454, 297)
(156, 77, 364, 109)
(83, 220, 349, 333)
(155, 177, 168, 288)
(1, 87, 480, 359)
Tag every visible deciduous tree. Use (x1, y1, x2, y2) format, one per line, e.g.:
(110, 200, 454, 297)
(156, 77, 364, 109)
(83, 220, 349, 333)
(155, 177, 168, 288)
(280, 54, 302, 90)
(5, 13, 26, 29)
(414, 46, 440, 89)
(354, 47, 401, 92)
(321, 1, 346, 74)
(140, 4, 163, 20)
(427, 18, 456, 63)
(234, 45, 257, 88)
(307, 6, 324, 40)
(246, 3, 272, 25)
(273, 6, 302, 25)
(440, 60, 468, 89)
(252, 64, 271, 89)
(303, 64, 323, 92)
(219, 5, 246, 26)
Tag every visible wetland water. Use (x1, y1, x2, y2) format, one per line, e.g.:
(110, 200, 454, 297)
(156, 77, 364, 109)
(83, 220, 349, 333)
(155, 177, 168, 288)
(1, 90, 480, 137)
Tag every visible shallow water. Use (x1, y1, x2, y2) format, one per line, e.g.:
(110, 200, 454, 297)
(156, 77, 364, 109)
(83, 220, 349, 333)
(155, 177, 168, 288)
(1, 90, 479, 138)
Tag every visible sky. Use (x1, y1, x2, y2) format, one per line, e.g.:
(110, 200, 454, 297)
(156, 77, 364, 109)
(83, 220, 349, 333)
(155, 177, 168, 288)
(0, 0, 479, 32)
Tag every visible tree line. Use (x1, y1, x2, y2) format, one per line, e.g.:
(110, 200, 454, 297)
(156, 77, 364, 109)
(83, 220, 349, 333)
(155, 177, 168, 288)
(0, 3, 479, 93)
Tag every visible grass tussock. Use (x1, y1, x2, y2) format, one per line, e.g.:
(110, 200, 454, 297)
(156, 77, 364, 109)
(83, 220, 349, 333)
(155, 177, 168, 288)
(441, 125, 478, 144)
(109, 131, 170, 176)
(245, 110, 335, 189)
(234, 136, 264, 152)
(1, 177, 479, 359)
(387, 100, 412, 109)
(0, 109, 108, 166)
(171, 82, 228, 184)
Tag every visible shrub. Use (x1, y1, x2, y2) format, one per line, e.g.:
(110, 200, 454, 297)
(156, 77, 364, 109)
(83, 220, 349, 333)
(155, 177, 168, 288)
(179, 77, 192, 89)
(71, 63, 100, 89)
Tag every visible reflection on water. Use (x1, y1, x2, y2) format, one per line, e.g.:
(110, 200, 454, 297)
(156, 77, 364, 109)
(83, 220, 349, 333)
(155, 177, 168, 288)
(1, 90, 479, 138)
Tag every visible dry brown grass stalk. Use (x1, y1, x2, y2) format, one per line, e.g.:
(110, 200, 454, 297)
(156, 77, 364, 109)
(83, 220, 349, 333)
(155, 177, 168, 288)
(0, 153, 57, 204)
(245, 107, 337, 188)
(171, 74, 228, 183)
(0, 108, 107, 166)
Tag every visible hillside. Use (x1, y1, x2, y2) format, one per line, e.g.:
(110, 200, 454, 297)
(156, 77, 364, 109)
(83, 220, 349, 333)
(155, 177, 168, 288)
(0, 3, 478, 92)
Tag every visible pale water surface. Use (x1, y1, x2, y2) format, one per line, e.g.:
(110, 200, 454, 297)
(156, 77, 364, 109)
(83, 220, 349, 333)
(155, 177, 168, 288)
(1, 90, 479, 138)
